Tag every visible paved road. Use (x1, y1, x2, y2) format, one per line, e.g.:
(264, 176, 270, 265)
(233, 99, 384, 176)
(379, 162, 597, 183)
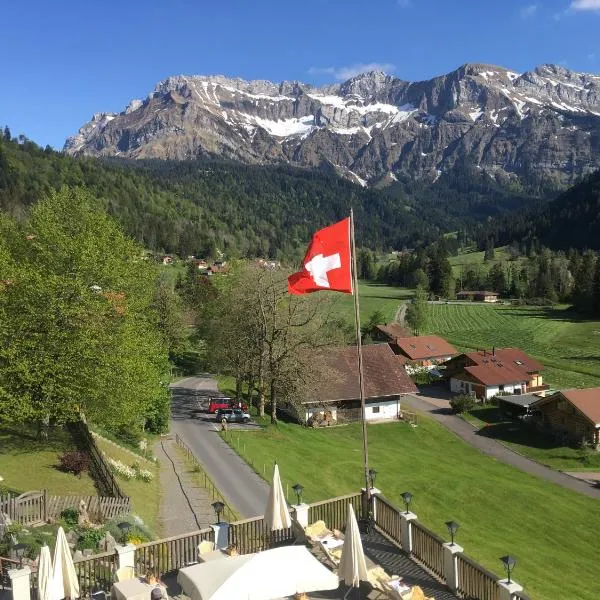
(404, 393, 600, 499)
(169, 376, 269, 518)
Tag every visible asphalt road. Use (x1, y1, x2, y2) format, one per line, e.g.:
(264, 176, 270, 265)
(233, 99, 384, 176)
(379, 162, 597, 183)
(169, 376, 269, 518)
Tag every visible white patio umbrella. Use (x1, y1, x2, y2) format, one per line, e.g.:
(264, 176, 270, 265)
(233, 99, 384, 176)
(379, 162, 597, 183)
(37, 544, 54, 600)
(263, 462, 291, 531)
(338, 503, 368, 594)
(51, 527, 80, 600)
(177, 545, 338, 600)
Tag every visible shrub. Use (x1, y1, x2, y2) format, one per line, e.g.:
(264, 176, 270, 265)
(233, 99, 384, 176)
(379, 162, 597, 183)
(59, 451, 90, 477)
(60, 507, 79, 526)
(76, 527, 104, 550)
(450, 394, 476, 414)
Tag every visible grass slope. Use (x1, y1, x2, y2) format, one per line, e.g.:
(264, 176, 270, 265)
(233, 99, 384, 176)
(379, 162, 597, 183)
(425, 303, 600, 388)
(448, 246, 515, 279)
(226, 419, 598, 600)
(0, 425, 97, 495)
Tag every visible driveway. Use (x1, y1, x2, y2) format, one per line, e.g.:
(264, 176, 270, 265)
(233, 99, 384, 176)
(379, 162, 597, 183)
(169, 376, 269, 518)
(403, 392, 600, 499)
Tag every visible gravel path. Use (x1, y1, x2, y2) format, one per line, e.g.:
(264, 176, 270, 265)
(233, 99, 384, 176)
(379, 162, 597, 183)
(403, 393, 600, 499)
(394, 301, 407, 325)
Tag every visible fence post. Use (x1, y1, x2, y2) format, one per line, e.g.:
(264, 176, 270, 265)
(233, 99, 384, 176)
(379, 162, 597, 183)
(400, 510, 417, 553)
(442, 543, 463, 593)
(211, 522, 230, 550)
(42, 489, 48, 523)
(115, 543, 137, 571)
(498, 578, 523, 600)
(8, 566, 31, 600)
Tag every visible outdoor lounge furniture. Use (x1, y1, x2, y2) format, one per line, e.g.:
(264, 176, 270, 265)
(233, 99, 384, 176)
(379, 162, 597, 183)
(197, 541, 215, 555)
(304, 520, 333, 541)
(111, 578, 167, 600)
(197, 549, 229, 563)
(115, 567, 135, 582)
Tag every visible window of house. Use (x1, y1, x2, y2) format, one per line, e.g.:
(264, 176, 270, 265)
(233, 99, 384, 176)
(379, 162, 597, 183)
(372, 406, 380, 414)
(499, 384, 505, 392)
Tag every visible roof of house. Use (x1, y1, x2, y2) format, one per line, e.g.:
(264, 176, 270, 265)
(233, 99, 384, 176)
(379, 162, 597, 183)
(375, 323, 413, 341)
(496, 393, 541, 407)
(456, 347, 543, 386)
(456, 290, 499, 296)
(304, 343, 416, 403)
(544, 388, 600, 426)
(395, 336, 457, 361)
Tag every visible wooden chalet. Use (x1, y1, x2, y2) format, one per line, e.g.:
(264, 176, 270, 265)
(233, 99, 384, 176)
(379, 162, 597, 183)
(444, 347, 547, 401)
(456, 290, 499, 302)
(530, 388, 600, 449)
(394, 335, 457, 367)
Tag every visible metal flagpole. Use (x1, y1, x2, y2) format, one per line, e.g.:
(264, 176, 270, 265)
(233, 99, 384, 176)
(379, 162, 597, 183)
(350, 208, 370, 495)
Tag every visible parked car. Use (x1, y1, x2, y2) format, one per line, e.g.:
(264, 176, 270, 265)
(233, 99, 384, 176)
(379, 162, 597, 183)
(207, 397, 249, 413)
(215, 408, 251, 423)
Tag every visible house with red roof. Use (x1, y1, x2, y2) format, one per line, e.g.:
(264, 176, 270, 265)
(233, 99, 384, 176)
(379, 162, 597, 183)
(394, 335, 457, 368)
(444, 347, 547, 400)
(530, 388, 600, 448)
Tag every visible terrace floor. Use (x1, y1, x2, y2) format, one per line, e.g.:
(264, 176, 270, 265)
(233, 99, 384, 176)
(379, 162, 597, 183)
(163, 529, 456, 600)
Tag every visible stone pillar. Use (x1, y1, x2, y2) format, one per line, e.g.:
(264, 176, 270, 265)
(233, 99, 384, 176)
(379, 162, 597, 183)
(362, 488, 381, 522)
(400, 511, 417, 553)
(442, 542, 463, 593)
(115, 543, 136, 570)
(292, 503, 309, 528)
(8, 567, 31, 600)
(211, 522, 230, 550)
(498, 579, 523, 600)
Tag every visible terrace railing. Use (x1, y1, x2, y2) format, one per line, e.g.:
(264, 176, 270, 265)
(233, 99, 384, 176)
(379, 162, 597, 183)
(456, 553, 501, 600)
(74, 549, 118, 596)
(135, 528, 214, 576)
(411, 521, 446, 581)
(308, 492, 362, 530)
(372, 494, 402, 544)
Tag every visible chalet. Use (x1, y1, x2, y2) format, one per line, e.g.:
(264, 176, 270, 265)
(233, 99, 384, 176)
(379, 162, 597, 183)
(444, 347, 547, 401)
(456, 290, 499, 303)
(297, 343, 417, 424)
(372, 323, 412, 347)
(394, 335, 457, 368)
(530, 388, 600, 449)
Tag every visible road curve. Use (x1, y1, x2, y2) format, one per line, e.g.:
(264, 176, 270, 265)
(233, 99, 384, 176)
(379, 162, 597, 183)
(169, 376, 270, 518)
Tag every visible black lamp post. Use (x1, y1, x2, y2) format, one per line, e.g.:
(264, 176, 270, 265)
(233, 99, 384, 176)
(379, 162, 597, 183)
(401, 491, 413, 514)
(292, 483, 304, 505)
(500, 555, 517, 584)
(445, 521, 459, 546)
(117, 521, 131, 545)
(368, 468, 377, 489)
(13, 543, 26, 568)
(212, 500, 225, 524)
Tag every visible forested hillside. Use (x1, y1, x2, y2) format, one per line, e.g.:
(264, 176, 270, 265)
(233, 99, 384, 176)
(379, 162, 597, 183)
(479, 169, 600, 252)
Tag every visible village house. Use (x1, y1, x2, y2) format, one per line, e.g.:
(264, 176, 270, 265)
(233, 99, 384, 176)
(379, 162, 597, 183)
(372, 323, 412, 348)
(456, 290, 499, 302)
(530, 388, 600, 449)
(296, 343, 417, 425)
(393, 335, 457, 368)
(444, 347, 547, 401)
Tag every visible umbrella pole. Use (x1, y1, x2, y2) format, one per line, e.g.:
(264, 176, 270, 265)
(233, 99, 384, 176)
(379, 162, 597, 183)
(350, 209, 370, 497)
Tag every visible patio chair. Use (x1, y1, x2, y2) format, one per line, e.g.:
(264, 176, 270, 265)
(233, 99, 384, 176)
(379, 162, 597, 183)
(304, 520, 333, 541)
(115, 566, 135, 582)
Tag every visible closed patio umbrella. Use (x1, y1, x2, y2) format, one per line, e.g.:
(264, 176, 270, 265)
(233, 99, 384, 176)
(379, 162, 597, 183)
(338, 503, 368, 597)
(264, 462, 291, 531)
(38, 544, 54, 600)
(51, 527, 80, 600)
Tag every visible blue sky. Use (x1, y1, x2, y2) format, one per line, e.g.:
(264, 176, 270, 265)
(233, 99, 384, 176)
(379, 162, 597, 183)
(2, 0, 600, 149)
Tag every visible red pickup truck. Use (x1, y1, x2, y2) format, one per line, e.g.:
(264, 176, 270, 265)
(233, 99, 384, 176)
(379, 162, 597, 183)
(207, 397, 248, 413)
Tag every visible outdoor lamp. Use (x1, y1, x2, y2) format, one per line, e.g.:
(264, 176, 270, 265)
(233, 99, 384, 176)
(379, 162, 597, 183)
(13, 543, 26, 568)
(401, 491, 413, 514)
(445, 521, 459, 546)
(292, 483, 304, 505)
(117, 521, 131, 545)
(500, 555, 517, 584)
(212, 501, 225, 524)
(368, 468, 377, 489)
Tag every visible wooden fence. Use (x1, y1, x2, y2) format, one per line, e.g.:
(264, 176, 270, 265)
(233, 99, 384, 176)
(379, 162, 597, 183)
(411, 521, 446, 581)
(74, 549, 118, 596)
(307, 492, 363, 531)
(456, 553, 501, 600)
(0, 491, 131, 526)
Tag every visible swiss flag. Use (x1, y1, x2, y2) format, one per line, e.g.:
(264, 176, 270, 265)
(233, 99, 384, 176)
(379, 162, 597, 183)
(288, 218, 353, 295)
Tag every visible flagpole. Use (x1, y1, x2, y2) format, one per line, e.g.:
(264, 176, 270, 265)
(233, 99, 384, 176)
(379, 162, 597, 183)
(350, 208, 370, 496)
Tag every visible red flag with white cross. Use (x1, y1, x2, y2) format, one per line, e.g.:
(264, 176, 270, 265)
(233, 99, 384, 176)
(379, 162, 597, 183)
(287, 218, 353, 295)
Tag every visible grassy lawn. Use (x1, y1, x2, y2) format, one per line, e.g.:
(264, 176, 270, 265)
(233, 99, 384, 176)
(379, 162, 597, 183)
(224, 418, 599, 600)
(93, 437, 160, 536)
(448, 246, 518, 279)
(332, 281, 414, 325)
(425, 303, 600, 389)
(464, 405, 600, 471)
(0, 425, 97, 495)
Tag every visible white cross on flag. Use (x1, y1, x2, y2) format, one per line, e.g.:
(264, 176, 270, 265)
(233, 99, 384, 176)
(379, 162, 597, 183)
(288, 218, 353, 295)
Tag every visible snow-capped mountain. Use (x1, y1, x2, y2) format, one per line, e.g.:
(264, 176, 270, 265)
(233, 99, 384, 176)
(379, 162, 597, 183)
(65, 63, 600, 187)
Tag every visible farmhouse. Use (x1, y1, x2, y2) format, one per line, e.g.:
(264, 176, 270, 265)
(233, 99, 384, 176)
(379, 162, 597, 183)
(530, 388, 600, 449)
(372, 323, 413, 347)
(456, 290, 499, 302)
(444, 347, 546, 401)
(394, 335, 457, 367)
(298, 343, 417, 424)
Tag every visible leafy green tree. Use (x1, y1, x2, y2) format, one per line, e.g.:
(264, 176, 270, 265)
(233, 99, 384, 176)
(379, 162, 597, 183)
(487, 263, 507, 296)
(406, 285, 428, 335)
(361, 310, 386, 341)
